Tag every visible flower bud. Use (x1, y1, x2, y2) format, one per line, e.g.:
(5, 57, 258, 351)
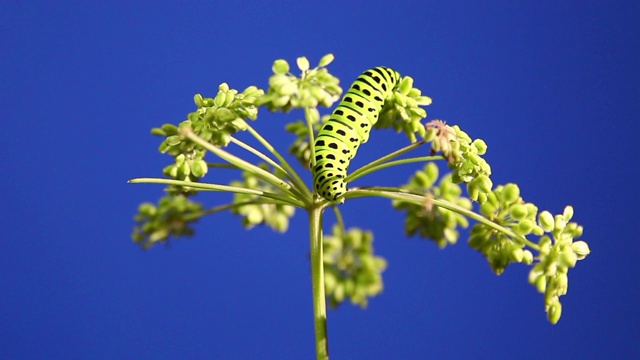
(194, 93, 205, 108)
(296, 56, 310, 72)
(538, 211, 555, 232)
(278, 82, 298, 96)
(480, 202, 496, 217)
(555, 214, 567, 230)
(563, 206, 574, 221)
(516, 219, 534, 235)
(272, 59, 290, 74)
(473, 139, 488, 154)
(318, 53, 335, 68)
(547, 299, 562, 324)
(510, 204, 528, 221)
(571, 241, 591, 259)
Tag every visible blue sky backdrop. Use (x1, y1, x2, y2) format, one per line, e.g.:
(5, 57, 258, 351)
(2, 1, 638, 359)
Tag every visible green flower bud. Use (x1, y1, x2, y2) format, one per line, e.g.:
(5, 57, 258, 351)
(151, 127, 166, 136)
(223, 89, 236, 107)
(535, 273, 547, 293)
(165, 135, 182, 147)
(510, 203, 528, 221)
(218, 83, 229, 92)
(571, 241, 590, 259)
(425, 162, 439, 183)
(538, 211, 555, 232)
(532, 225, 545, 236)
(272, 59, 289, 74)
(566, 223, 583, 237)
(556, 273, 569, 296)
(502, 183, 520, 204)
(175, 153, 186, 166)
(318, 53, 335, 67)
(213, 90, 226, 107)
(191, 159, 208, 178)
(215, 108, 236, 122)
(555, 214, 567, 231)
(161, 123, 179, 135)
(473, 139, 488, 154)
(539, 236, 552, 254)
(480, 202, 496, 217)
(516, 219, 534, 235)
(278, 82, 298, 96)
(194, 93, 205, 108)
(178, 162, 190, 178)
(563, 206, 574, 221)
(511, 248, 524, 262)
(559, 248, 578, 268)
(415, 95, 432, 106)
(547, 298, 562, 324)
(477, 175, 493, 192)
(138, 202, 157, 216)
(399, 76, 413, 96)
(296, 56, 310, 72)
(522, 250, 534, 264)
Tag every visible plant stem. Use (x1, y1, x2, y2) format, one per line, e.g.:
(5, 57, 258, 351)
(346, 155, 442, 183)
(309, 205, 329, 360)
(345, 188, 540, 250)
(128, 177, 305, 208)
(346, 140, 427, 182)
(306, 107, 318, 168)
(244, 123, 313, 200)
(182, 129, 296, 198)
(229, 136, 288, 175)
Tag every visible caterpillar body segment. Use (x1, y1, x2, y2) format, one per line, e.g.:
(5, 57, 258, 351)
(313, 67, 401, 201)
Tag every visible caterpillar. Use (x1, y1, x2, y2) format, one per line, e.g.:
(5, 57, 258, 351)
(312, 66, 401, 201)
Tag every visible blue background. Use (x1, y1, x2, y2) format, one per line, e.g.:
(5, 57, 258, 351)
(2, 1, 638, 359)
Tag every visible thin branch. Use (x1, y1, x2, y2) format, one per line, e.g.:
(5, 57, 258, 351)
(244, 122, 313, 200)
(128, 178, 305, 208)
(344, 187, 540, 250)
(346, 140, 428, 182)
(347, 155, 443, 183)
(182, 129, 297, 199)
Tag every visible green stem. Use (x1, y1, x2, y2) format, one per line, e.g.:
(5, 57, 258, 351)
(244, 123, 312, 201)
(128, 178, 305, 208)
(309, 205, 329, 360)
(331, 205, 345, 234)
(229, 136, 288, 175)
(346, 155, 442, 183)
(184, 199, 261, 221)
(306, 107, 318, 168)
(344, 188, 540, 250)
(346, 140, 427, 182)
(182, 129, 296, 199)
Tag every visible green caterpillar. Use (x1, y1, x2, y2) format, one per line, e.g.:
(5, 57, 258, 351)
(312, 66, 401, 201)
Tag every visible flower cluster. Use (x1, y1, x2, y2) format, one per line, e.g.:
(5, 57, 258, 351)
(377, 76, 433, 143)
(393, 162, 472, 248)
(469, 183, 590, 323)
(131, 195, 203, 249)
(258, 54, 342, 112)
(323, 225, 387, 308)
(469, 184, 537, 274)
(153, 83, 264, 151)
(529, 206, 590, 324)
(425, 121, 492, 203)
